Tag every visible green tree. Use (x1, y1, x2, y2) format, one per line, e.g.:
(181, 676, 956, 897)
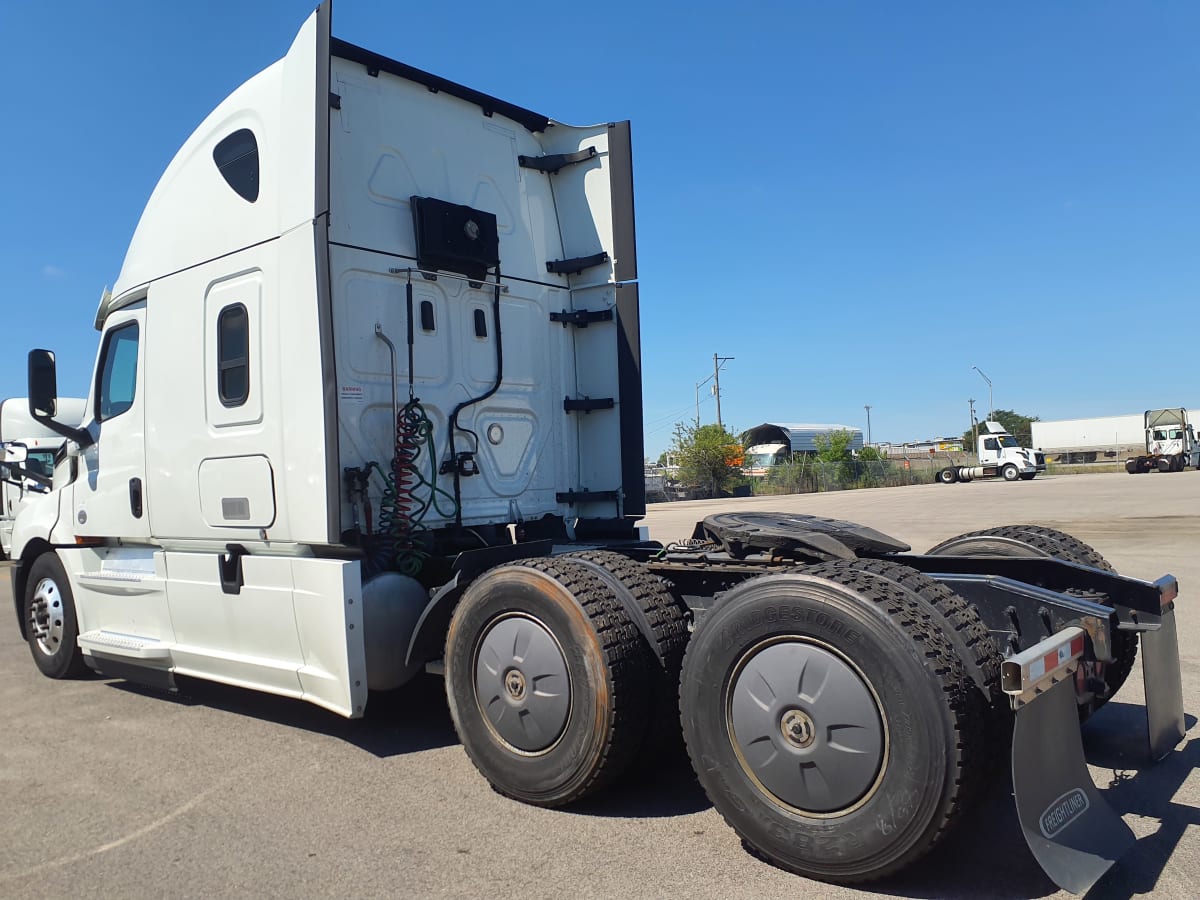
(813, 429, 856, 463)
(962, 409, 1040, 447)
(813, 429, 859, 487)
(670, 422, 744, 497)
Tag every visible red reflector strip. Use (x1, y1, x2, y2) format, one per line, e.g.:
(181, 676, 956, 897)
(1001, 626, 1087, 696)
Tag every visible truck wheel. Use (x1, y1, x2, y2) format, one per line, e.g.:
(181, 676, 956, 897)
(1157, 458, 1172, 473)
(1124, 459, 1139, 474)
(1001, 463, 1020, 481)
(812, 559, 1006, 774)
(679, 563, 981, 883)
(444, 559, 650, 807)
(561, 550, 690, 763)
(24, 553, 88, 679)
(937, 467, 957, 484)
(926, 525, 1136, 714)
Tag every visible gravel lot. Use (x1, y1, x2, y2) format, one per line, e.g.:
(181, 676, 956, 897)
(1, 472, 1196, 899)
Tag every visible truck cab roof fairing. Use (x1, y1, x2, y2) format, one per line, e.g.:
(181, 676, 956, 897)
(104, 9, 324, 322)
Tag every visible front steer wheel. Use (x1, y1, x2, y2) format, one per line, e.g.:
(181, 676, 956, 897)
(24, 553, 88, 679)
(679, 562, 981, 883)
(444, 558, 650, 807)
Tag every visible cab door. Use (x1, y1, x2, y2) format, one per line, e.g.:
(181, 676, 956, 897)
(75, 303, 151, 540)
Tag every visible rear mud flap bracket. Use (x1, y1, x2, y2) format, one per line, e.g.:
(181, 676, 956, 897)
(1011, 672, 1134, 894)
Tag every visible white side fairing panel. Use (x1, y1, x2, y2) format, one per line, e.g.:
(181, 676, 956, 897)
(165, 553, 366, 716)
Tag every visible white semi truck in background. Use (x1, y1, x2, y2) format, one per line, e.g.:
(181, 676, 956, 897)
(0, 397, 86, 559)
(1126, 408, 1200, 473)
(937, 420, 1046, 483)
(6, 4, 1185, 893)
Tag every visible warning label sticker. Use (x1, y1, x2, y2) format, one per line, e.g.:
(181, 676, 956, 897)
(339, 385, 365, 404)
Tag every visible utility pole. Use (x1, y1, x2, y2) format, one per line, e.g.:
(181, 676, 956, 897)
(713, 353, 734, 429)
(969, 398, 978, 450)
(864, 405, 872, 446)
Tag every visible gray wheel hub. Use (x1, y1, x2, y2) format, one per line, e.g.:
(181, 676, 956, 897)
(475, 614, 571, 753)
(729, 639, 885, 814)
(29, 577, 66, 657)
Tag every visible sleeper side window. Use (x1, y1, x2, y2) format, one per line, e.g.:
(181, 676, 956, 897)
(213, 129, 260, 202)
(96, 322, 139, 422)
(218, 303, 250, 407)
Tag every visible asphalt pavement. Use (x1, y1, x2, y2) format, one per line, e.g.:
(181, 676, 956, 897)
(1, 471, 1196, 899)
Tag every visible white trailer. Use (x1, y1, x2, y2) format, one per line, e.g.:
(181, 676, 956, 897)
(1031, 414, 1148, 463)
(7, 5, 1185, 893)
(0, 397, 86, 559)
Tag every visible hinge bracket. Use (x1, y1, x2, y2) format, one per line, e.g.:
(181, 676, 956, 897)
(556, 489, 621, 506)
(564, 396, 614, 414)
(546, 252, 609, 275)
(549, 308, 614, 328)
(329, 92, 342, 109)
(518, 146, 597, 174)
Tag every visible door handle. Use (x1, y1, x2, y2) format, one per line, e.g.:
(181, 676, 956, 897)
(129, 477, 143, 519)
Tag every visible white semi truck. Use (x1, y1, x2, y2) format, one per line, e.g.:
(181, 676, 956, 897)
(8, 5, 1185, 893)
(0, 397, 86, 559)
(1125, 408, 1200, 474)
(937, 420, 1046, 484)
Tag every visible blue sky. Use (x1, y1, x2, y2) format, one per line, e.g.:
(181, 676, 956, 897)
(2, 1, 1196, 458)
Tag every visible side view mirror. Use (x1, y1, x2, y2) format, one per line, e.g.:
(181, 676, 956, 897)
(28, 349, 58, 419)
(3, 441, 29, 465)
(26, 348, 93, 449)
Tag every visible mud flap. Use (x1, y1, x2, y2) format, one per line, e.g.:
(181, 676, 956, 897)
(1006, 629, 1135, 894)
(1141, 602, 1185, 761)
(1012, 675, 1134, 893)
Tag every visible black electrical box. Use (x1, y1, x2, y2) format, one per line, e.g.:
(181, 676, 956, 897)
(410, 196, 500, 281)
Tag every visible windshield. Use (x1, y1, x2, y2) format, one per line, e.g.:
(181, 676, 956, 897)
(26, 450, 56, 479)
(998, 435, 1019, 448)
(745, 453, 780, 468)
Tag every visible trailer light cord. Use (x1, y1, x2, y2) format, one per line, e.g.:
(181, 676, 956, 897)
(446, 266, 504, 528)
(364, 400, 457, 577)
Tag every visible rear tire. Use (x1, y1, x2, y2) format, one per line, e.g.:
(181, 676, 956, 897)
(24, 553, 87, 679)
(560, 550, 689, 764)
(938, 467, 957, 484)
(679, 562, 981, 883)
(926, 524, 1136, 713)
(444, 558, 650, 807)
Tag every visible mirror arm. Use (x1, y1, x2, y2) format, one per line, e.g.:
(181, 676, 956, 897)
(30, 412, 93, 450)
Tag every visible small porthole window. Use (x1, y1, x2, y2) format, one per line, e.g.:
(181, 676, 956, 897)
(218, 304, 250, 407)
(213, 129, 260, 202)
